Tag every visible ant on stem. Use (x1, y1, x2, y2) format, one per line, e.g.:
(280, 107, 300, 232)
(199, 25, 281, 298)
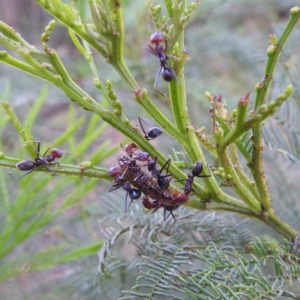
(138, 116, 163, 141)
(10, 142, 63, 180)
(147, 32, 178, 98)
(176, 161, 211, 195)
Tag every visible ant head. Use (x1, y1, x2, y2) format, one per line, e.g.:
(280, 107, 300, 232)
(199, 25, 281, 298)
(51, 148, 63, 158)
(109, 165, 120, 177)
(150, 32, 164, 44)
(142, 197, 159, 209)
(157, 177, 170, 190)
(161, 67, 174, 82)
(192, 161, 203, 177)
(122, 142, 138, 157)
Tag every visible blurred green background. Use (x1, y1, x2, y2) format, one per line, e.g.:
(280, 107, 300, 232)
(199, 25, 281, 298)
(0, 0, 300, 299)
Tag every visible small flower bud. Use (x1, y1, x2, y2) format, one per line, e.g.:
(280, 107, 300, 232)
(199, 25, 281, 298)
(268, 101, 277, 109)
(238, 92, 250, 106)
(205, 91, 213, 101)
(255, 82, 264, 90)
(285, 85, 293, 96)
(290, 6, 300, 15)
(269, 33, 277, 45)
(79, 161, 93, 171)
(267, 45, 276, 56)
(258, 104, 267, 113)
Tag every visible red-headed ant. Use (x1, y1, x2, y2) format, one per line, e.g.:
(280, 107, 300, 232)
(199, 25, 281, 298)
(121, 142, 138, 157)
(142, 196, 179, 221)
(10, 142, 63, 180)
(121, 142, 150, 162)
(109, 164, 142, 212)
(138, 117, 163, 141)
(177, 161, 211, 195)
(147, 32, 178, 98)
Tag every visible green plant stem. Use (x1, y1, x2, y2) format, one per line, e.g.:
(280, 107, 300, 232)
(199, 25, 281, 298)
(249, 126, 272, 211)
(216, 116, 252, 163)
(0, 51, 45, 80)
(182, 126, 251, 211)
(169, 36, 190, 133)
(214, 132, 261, 214)
(187, 195, 251, 213)
(219, 98, 249, 154)
(1, 102, 37, 158)
(249, 7, 300, 213)
(263, 208, 297, 239)
(107, 0, 139, 90)
(254, 7, 300, 109)
(35, 0, 109, 58)
(229, 143, 260, 200)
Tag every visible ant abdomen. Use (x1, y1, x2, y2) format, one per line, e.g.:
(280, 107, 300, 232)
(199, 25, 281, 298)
(16, 160, 36, 171)
(147, 127, 163, 140)
(129, 188, 141, 200)
(162, 67, 174, 82)
(192, 161, 204, 177)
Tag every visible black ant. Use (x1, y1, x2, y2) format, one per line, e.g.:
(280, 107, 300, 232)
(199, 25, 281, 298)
(138, 116, 163, 141)
(147, 156, 173, 190)
(109, 164, 142, 212)
(147, 32, 178, 98)
(177, 161, 211, 195)
(10, 142, 63, 180)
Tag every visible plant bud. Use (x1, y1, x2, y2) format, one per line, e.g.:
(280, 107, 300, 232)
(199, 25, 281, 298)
(290, 6, 300, 15)
(267, 45, 275, 56)
(79, 161, 93, 171)
(269, 33, 277, 45)
(255, 82, 264, 90)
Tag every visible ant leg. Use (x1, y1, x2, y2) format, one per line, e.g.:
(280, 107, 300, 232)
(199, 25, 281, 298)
(159, 159, 173, 179)
(30, 141, 42, 158)
(124, 192, 130, 212)
(154, 66, 163, 91)
(164, 209, 177, 221)
(42, 165, 57, 175)
(108, 183, 122, 192)
(147, 45, 159, 57)
(138, 116, 149, 138)
(159, 159, 171, 175)
(154, 67, 170, 100)
(8, 168, 35, 180)
(42, 147, 50, 157)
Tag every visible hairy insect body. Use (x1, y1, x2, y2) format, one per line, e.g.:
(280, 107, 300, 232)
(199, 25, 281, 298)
(117, 156, 188, 206)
